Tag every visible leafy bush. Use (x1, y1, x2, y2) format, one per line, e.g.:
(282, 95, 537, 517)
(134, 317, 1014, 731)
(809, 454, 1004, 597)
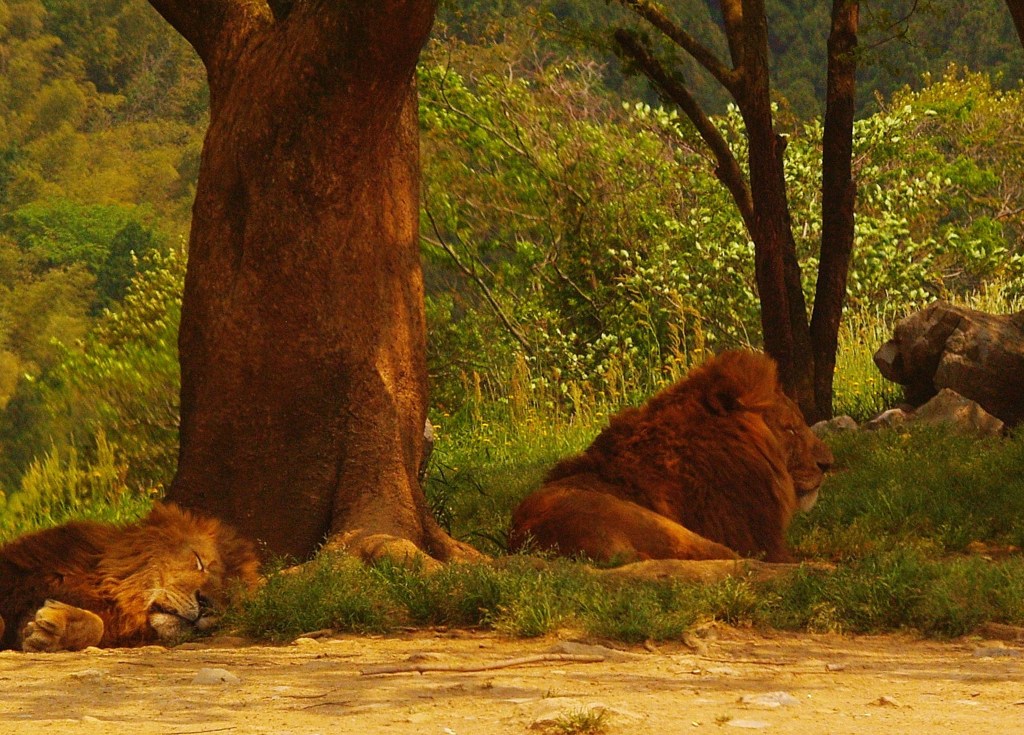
(0, 242, 183, 495)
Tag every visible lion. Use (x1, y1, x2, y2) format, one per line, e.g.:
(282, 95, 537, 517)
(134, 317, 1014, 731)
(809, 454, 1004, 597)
(508, 350, 834, 564)
(0, 503, 260, 652)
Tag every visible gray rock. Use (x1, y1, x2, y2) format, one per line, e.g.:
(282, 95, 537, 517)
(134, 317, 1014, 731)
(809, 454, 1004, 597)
(727, 719, 772, 729)
(811, 415, 858, 437)
(739, 691, 800, 708)
(418, 418, 435, 483)
(862, 407, 911, 431)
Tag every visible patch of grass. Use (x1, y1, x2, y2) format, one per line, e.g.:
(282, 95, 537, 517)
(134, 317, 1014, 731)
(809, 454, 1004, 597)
(545, 707, 609, 735)
(0, 431, 153, 542)
(833, 306, 903, 421)
(425, 408, 607, 555)
(790, 426, 1024, 558)
(765, 550, 1024, 637)
(228, 545, 1024, 643)
(584, 581, 700, 643)
(228, 553, 401, 639)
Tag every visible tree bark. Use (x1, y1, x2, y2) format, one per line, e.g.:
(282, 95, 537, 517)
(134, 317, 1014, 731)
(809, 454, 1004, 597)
(810, 0, 859, 420)
(1007, 0, 1024, 49)
(149, 0, 474, 562)
(733, 0, 815, 419)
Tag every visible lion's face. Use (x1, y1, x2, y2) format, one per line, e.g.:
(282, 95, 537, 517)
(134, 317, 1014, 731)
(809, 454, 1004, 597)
(763, 390, 834, 512)
(141, 536, 229, 640)
(99, 504, 260, 643)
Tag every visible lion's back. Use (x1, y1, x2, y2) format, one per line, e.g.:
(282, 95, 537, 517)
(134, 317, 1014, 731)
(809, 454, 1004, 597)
(509, 350, 824, 563)
(0, 522, 111, 649)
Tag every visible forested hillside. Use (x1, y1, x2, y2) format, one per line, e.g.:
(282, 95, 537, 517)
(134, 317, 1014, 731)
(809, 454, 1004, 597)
(1, 0, 1024, 527)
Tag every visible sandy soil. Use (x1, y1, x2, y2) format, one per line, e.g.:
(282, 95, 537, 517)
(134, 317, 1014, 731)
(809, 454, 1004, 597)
(1, 626, 1022, 734)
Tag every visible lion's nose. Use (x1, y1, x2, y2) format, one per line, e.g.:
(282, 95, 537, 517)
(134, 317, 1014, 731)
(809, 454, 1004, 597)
(817, 452, 834, 473)
(196, 592, 216, 615)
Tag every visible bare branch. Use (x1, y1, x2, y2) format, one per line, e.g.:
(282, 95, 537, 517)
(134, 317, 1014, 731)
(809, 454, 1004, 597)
(613, 30, 754, 233)
(617, 0, 740, 93)
(423, 208, 534, 354)
(361, 653, 605, 676)
(720, 0, 746, 71)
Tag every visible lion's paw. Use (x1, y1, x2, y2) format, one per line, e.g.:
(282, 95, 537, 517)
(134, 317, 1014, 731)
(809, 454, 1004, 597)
(21, 600, 104, 652)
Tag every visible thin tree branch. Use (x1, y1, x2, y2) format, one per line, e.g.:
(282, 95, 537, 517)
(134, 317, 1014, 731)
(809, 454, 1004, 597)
(424, 208, 533, 354)
(720, 0, 747, 73)
(613, 30, 755, 233)
(361, 653, 606, 676)
(617, 0, 741, 92)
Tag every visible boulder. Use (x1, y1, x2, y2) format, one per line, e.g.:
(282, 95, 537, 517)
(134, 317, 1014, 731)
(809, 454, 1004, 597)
(873, 300, 1024, 425)
(911, 388, 1004, 436)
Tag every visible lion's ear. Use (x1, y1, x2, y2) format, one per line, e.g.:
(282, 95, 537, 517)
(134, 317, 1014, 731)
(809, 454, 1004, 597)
(702, 387, 742, 415)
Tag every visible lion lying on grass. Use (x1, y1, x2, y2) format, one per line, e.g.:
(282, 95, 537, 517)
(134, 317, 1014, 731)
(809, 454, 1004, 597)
(0, 503, 260, 651)
(509, 350, 834, 564)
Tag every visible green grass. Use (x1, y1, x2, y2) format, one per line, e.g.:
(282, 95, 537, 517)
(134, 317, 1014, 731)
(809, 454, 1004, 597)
(791, 427, 1024, 558)
(832, 306, 903, 421)
(425, 410, 607, 555)
(11, 293, 1024, 642)
(227, 542, 1024, 641)
(545, 707, 609, 735)
(0, 431, 153, 542)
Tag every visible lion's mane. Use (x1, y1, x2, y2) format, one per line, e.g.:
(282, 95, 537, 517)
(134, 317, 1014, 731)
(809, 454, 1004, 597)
(508, 350, 833, 563)
(0, 503, 260, 650)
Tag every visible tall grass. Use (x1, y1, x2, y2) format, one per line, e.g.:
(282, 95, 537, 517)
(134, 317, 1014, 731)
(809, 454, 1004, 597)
(0, 431, 152, 542)
(832, 306, 903, 421)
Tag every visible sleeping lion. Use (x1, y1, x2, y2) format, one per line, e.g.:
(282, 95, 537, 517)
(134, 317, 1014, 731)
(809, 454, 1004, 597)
(508, 349, 834, 563)
(0, 503, 260, 651)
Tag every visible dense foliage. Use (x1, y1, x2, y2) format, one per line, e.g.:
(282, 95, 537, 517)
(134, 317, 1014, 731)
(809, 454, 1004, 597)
(421, 47, 1024, 411)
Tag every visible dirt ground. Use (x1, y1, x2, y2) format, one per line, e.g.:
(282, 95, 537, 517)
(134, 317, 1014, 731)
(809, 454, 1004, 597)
(1, 626, 1022, 735)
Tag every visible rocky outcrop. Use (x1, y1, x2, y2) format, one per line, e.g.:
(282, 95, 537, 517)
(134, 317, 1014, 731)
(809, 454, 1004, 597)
(873, 300, 1024, 426)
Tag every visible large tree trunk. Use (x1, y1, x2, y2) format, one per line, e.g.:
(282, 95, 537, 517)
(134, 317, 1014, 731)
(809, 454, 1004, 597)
(150, 1, 473, 562)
